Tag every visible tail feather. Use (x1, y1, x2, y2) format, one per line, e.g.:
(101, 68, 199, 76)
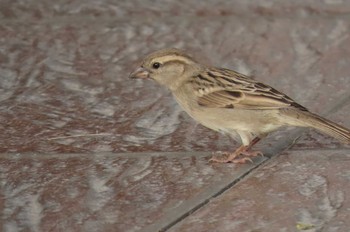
(304, 113, 350, 144)
(281, 109, 350, 144)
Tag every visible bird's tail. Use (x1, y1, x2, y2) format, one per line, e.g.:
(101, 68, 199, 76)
(281, 109, 350, 144)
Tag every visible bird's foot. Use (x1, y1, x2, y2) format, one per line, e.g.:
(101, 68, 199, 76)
(209, 147, 263, 164)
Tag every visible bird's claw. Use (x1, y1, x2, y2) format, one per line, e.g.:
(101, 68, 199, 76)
(209, 150, 263, 164)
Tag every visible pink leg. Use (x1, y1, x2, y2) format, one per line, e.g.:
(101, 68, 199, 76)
(209, 137, 262, 164)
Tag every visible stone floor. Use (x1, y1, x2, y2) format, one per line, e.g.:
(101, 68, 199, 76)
(1, 1, 350, 231)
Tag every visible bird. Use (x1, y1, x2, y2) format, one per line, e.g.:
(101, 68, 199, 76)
(129, 48, 350, 164)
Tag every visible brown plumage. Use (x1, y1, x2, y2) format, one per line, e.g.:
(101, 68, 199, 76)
(130, 48, 350, 163)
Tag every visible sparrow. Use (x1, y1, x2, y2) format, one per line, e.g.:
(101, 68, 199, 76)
(129, 48, 350, 164)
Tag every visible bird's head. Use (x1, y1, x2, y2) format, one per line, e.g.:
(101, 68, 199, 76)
(129, 48, 201, 90)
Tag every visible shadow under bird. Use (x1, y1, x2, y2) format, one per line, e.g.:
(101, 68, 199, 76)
(129, 48, 350, 164)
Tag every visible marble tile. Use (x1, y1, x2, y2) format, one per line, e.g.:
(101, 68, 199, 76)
(1, 1, 350, 154)
(0, 152, 266, 232)
(169, 149, 350, 232)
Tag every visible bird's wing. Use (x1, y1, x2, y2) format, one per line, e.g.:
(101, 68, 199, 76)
(191, 67, 307, 111)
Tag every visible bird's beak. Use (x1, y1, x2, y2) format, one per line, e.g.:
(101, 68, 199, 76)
(129, 67, 150, 79)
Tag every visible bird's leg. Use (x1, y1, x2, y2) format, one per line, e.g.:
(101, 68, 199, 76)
(209, 137, 262, 164)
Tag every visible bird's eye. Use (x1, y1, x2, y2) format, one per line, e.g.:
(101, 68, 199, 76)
(152, 62, 161, 69)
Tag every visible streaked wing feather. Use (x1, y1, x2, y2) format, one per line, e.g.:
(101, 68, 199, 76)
(192, 67, 307, 111)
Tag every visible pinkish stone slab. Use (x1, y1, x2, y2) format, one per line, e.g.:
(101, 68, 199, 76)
(169, 149, 350, 232)
(0, 152, 266, 232)
(1, 0, 350, 21)
(1, 2, 350, 154)
(1, 2, 350, 232)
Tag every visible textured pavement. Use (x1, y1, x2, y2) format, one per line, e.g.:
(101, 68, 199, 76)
(1, 1, 350, 232)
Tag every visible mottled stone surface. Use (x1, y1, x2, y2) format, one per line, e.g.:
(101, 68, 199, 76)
(0, 152, 266, 232)
(170, 149, 350, 232)
(1, 0, 350, 153)
(1, 1, 350, 232)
